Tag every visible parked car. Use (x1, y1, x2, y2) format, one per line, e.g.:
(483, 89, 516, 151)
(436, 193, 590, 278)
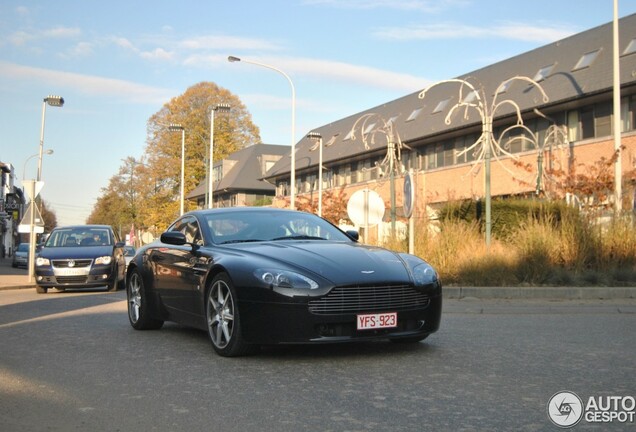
(123, 245, 136, 269)
(126, 207, 442, 357)
(12, 243, 29, 268)
(35, 225, 126, 294)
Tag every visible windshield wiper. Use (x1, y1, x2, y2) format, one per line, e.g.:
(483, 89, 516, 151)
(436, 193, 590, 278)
(219, 239, 264, 244)
(272, 235, 326, 241)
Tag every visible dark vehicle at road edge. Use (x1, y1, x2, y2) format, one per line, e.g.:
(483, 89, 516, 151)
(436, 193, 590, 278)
(126, 208, 442, 357)
(35, 224, 126, 294)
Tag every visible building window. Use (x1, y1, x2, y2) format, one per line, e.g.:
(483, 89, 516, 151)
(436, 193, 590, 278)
(594, 102, 612, 137)
(573, 49, 600, 71)
(533, 64, 555, 82)
(406, 108, 423, 122)
(580, 107, 595, 139)
(623, 38, 636, 56)
(463, 90, 478, 104)
(433, 98, 450, 114)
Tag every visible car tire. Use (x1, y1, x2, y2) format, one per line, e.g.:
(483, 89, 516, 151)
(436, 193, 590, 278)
(35, 285, 47, 294)
(107, 264, 121, 292)
(389, 334, 429, 344)
(206, 273, 256, 357)
(127, 269, 163, 330)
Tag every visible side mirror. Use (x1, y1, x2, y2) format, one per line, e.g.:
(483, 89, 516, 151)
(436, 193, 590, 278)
(160, 231, 187, 246)
(114, 241, 125, 248)
(346, 230, 359, 241)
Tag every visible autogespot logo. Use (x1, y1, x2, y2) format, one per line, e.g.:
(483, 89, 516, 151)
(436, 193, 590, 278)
(547, 391, 584, 428)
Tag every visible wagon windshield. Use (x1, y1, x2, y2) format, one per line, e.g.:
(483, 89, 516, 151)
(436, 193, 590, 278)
(45, 228, 113, 247)
(204, 211, 352, 245)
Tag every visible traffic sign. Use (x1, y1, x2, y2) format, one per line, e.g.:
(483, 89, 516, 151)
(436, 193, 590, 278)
(403, 171, 415, 218)
(22, 180, 44, 200)
(18, 202, 45, 233)
(347, 189, 385, 228)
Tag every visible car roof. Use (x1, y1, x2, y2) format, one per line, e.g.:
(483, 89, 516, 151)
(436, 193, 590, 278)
(51, 224, 113, 231)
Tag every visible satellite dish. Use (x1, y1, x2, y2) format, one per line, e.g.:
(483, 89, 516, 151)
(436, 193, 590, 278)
(347, 189, 385, 227)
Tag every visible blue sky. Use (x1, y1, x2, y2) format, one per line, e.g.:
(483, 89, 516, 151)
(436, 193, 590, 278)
(1, 0, 634, 226)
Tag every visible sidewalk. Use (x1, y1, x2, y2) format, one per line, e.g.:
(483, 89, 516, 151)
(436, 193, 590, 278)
(1, 257, 635, 298)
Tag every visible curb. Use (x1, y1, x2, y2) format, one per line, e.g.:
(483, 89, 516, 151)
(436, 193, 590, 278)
(2, 284, 636, 299)
(443, 286, 636, 300)
(0, 284, 36, 291)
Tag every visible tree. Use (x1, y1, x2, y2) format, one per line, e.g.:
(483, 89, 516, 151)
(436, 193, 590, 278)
(40, 200, 57, 232)
(91, 82, 261, 233)
(143, 82, 261, 229)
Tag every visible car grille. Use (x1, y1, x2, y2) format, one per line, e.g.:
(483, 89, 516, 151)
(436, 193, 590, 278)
(52, 259, 93, 268)
(55, 276, 89, 284)
(308, 284, 430, 315)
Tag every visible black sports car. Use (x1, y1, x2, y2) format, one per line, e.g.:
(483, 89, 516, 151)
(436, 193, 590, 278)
(35, 225, 126, 294)
(126, 207, 442, 357)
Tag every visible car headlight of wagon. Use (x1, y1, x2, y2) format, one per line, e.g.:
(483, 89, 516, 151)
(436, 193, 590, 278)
(35, 257, 50, 266)
(94, 256, 112, 265)
(254, 268, 319, 290)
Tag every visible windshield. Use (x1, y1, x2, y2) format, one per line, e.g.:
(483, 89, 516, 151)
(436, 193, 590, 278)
(203, 210, 352, 245)
(45, 228, 113, 247)
(17, 243, 29, 252)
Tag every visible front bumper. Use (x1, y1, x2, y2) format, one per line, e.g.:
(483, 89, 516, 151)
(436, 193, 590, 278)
(239, 292, 442, 345)
(35, 266, 116, 288)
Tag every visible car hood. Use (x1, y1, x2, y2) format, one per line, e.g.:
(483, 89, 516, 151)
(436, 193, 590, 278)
(233, 241, 413, 286)
(38, 246, 114, 260)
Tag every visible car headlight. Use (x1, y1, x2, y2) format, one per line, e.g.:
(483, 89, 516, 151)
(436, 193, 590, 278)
(411, 262, 438, 286)
(254, 268, 319, 290)
(35, 257, 50, 266)
(400, 254, 438, 286)
(94, 256, 112, 265)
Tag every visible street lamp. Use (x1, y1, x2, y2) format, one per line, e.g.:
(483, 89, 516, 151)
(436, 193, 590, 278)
(168, 124, 185, 215)
(209, 104, 231, 209)
(419, 77, 548, 246)
(23, 149, 53, 181)
(38, 95, 64, 182)
(306, 132, 323, 217)
(228, 55, 297, 209)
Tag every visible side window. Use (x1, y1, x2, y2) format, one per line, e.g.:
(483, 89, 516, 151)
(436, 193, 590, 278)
(169, 216, 203, 246)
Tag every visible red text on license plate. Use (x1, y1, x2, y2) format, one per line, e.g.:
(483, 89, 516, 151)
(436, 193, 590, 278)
(357, 312, 398, 330)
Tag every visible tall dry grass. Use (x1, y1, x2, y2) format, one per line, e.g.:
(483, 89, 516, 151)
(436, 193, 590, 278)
(380, 213, 636, 286)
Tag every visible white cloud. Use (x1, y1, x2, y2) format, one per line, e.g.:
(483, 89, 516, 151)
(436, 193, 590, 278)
(373, 22, 576, 43)
(8, 30, 35, 46)
(0, 61, 174, 104)
(42, 26, 81, 38)
(15, 6, 30, 16)
(140, 48, 174, 61)
(180, 35, 284, 51)
(241, 56, 431, 93)
(303, 0, 466, 12)
(111, 37, 138, 52)
(65, 42, 93, 57)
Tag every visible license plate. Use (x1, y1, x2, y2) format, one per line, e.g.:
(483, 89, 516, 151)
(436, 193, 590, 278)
(55, 268, 89, 276)
(357, 312, 398, 330)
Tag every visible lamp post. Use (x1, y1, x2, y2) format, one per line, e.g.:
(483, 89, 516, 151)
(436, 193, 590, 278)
(23, 150, 53, 181)
(228, 55, 297, 209)
(306, 132, 323, 217)
(209, 104, 231, 209)
(168, 124, 185, 215)
(38, 95, 64, 182)
(419, 77, 548, 246)
(349, 113, 404, 235)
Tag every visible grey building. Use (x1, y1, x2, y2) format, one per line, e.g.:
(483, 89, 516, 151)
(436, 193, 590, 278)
(187, 143, 288, 208)
(264, 14, 636, 212)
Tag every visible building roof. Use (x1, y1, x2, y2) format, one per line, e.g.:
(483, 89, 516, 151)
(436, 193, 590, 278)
(265, 13, 636, 181)
(187, 143, 288, 199)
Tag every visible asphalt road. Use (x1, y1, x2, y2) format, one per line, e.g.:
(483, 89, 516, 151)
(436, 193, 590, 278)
(0, 289, 634, 432)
